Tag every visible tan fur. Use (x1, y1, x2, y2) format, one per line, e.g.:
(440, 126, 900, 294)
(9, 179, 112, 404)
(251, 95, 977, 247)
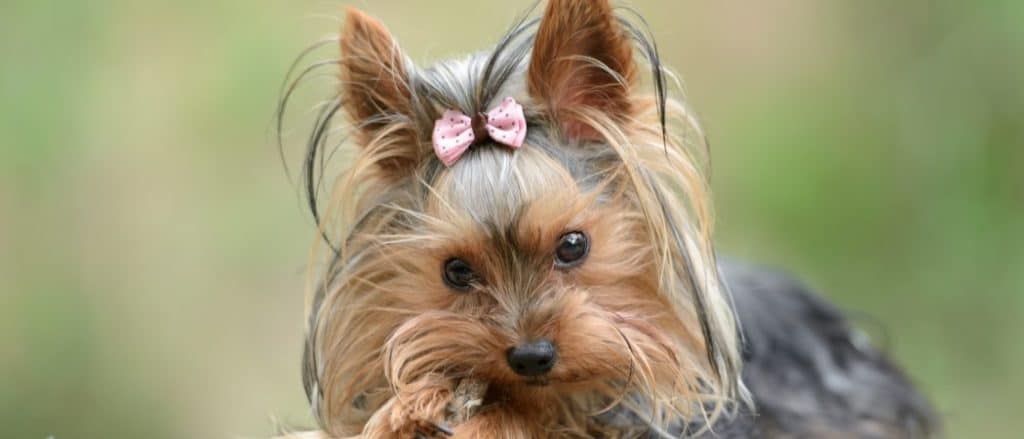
(528, 0, 636, 140)
(339, 8, 420, 175)
(292, 1, 744, 437)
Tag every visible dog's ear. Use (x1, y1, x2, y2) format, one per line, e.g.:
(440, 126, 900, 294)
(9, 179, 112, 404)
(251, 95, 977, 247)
(528, 0, 636, 141)
(340, 8, 420, 175)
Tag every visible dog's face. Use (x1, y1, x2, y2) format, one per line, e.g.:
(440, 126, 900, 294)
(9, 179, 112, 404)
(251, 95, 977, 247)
(295, 0, 742, 434)
(379, 148, 692, 401)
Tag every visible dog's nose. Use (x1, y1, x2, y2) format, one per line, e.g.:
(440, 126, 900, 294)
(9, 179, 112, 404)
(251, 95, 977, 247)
(506, 339, 557, 377)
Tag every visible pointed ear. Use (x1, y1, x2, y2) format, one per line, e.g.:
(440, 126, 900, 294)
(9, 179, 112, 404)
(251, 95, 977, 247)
(339, 8, 420, 174)
(528, 0, 636, 141)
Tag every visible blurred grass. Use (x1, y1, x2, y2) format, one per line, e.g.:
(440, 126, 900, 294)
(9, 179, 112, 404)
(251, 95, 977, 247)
(1, 0, 1021, 437)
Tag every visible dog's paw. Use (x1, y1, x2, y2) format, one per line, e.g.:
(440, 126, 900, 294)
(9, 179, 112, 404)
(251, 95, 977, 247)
(361, 379, 454, 438)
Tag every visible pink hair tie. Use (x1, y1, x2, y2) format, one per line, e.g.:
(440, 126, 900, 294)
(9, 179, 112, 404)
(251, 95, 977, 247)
(431, 97, 527, 167)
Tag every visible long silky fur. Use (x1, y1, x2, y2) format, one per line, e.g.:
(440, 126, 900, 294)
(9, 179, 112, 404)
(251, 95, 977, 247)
(278, 2, 749, 437)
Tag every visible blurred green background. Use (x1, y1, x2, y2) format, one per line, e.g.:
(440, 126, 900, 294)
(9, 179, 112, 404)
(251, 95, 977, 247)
(2, 0, 1021, 437)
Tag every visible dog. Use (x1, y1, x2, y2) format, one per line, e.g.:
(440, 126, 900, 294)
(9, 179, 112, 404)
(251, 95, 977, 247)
(278, 1, 938, 437)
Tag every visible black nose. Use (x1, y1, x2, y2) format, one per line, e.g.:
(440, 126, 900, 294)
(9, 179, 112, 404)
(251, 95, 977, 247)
(506, 339, 557, 377)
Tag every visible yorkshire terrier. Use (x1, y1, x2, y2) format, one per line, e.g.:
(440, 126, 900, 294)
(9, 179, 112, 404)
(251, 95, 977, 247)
(279, 1, 938, 437)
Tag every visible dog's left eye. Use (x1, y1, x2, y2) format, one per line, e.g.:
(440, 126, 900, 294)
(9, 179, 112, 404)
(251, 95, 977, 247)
(555, 231, 589, 268)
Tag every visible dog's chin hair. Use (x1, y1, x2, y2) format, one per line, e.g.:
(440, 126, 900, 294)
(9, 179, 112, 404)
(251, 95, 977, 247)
(280, 1, 748, 437)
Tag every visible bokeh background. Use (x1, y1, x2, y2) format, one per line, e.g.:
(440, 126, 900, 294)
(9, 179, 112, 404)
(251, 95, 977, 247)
(2, 0, 1021, 437)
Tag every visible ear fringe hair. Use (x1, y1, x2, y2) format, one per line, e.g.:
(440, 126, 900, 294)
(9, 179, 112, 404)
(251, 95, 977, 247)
(548, 7, 750, 423)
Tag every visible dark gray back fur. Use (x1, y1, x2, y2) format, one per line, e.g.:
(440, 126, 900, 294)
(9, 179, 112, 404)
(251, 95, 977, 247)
(607, 259, 940, 438)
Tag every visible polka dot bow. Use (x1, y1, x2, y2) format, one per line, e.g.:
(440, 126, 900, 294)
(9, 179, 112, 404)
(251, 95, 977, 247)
(432, 97, 527, 167)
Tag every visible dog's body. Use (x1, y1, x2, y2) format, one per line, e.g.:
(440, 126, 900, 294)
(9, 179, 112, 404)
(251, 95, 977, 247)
(600, 260, 937, 438)
(281, 1, 937, 437)
(719, 260, 935, 438)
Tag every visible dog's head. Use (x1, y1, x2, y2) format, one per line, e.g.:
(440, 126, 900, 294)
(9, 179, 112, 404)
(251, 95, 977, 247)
(287, 0, 745, 435)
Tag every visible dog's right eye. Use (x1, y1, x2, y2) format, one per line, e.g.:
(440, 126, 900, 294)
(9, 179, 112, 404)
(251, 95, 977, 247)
(443, 258, 479, 291)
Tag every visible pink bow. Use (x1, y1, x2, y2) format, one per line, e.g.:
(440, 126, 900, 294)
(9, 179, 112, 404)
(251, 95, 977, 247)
(432, 97, 527, 167)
